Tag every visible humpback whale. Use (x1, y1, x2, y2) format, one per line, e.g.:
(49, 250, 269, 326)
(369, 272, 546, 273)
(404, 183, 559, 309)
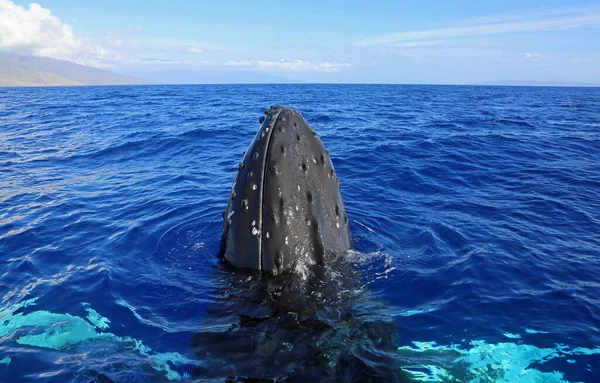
(220, 105, 352, 274)
(191, 106, 409, 382)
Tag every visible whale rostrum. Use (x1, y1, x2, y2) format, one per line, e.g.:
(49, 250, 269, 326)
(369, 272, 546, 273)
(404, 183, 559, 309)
(219, 106, 352, 273)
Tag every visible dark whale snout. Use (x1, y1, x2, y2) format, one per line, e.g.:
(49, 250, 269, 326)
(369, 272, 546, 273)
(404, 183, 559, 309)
(220, 106, 351, 273)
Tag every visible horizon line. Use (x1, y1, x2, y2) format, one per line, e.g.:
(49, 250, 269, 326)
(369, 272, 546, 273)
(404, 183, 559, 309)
(1, 82, 600, 89)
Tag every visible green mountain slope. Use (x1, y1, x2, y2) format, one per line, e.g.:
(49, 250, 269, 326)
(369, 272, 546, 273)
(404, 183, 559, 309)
(0, 52, 148, 87)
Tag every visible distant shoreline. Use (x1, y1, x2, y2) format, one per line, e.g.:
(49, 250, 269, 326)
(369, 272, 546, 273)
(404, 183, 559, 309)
(1, 82, 599, 89)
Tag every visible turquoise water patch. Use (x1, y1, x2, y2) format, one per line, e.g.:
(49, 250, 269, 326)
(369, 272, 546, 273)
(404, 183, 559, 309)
(525, 328, 549, 334)
(0, 298, 197, 381)
(3, 297, 596, 382)
(398, 336, 600, 382)
(502, 332, 521, 339)
(82, 302, 110, 330)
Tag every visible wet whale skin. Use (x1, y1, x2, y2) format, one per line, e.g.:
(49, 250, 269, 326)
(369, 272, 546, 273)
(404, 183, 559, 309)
(220, 106, 352, 273)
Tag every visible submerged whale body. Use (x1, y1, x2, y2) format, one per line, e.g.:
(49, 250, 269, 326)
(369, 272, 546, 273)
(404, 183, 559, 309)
(191, 260, 408, 382)
(219, 105, 352, 274)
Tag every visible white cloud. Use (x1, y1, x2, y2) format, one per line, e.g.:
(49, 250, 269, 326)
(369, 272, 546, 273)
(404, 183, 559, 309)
(225, 59, 351, 72)
(524, 52, 541, 59)
(111, 36, 220, 57)
(138, 57, 181, 64)
(569, 57, 593, 65)
(0, 1, 215, 67)
(0, 0, 115, 64)
(123, 36, 220, 51)
(393, 40, 445, 47)
(354, 6, 600, 46)
(460, 6, 599, 25)
(187, 46, 202, 54)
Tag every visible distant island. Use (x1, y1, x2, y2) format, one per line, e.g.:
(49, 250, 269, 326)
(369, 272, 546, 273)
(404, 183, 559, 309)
(472, 80, 600, 87)
(0, 52, 149, 87)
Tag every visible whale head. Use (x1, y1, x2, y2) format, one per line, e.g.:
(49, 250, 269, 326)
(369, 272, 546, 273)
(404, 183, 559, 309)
(219, 106, 352, 274)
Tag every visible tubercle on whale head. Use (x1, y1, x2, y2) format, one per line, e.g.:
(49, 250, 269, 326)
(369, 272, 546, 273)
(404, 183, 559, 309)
(219, 105, 352, 275)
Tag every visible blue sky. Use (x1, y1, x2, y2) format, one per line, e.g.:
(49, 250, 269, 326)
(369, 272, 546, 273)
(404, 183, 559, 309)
(2, 0, 600, 83)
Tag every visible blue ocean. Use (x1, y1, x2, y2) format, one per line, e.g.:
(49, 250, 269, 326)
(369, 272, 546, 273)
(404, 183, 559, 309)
(1, 84, 599, 382)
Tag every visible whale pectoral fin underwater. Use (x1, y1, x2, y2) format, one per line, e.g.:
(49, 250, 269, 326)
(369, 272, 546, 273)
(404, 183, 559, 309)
(219, 105, 352, 274)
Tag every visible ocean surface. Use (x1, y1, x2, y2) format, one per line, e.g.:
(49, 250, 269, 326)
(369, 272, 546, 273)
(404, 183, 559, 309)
(1, 84, 599, 382)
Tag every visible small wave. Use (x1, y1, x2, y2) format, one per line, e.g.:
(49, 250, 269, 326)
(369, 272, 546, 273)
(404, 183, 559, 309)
(314, 114, 333, 122)
(493, 117, 537, 128)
